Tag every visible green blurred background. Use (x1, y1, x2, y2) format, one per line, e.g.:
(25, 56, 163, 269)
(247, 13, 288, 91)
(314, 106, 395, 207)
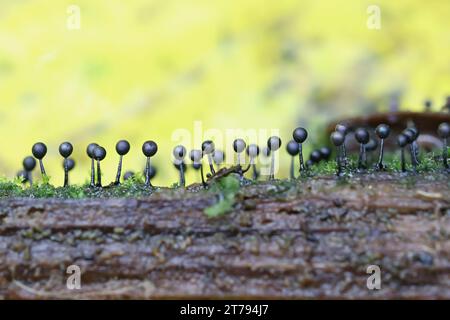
(0, 0, 449, 185)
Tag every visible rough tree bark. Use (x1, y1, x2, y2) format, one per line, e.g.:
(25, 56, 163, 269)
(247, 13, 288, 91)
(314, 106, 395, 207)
(0, 173, 449, 299)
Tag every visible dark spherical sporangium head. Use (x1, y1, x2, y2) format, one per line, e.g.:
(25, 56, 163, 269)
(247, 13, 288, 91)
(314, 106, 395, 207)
(233, 139, 246, 153)
(93, 146, 106, 161)
(267, 136, 282, 151)
(355, 128, 370, 144)
(59, 142, 73, 158)
(246, 144, 260, 158)
(201, 140, 215, 154)
(32, 142, 47, 160)
(319, 147, 331, 160)
(437, 122, 450, 138)
(375, 124, 390, 139)
(173, 145, 187, 160)
(310, 150, 321, 163)
(330, 131, 344, 146)
(397, 134, 408, 147)
(65, 158, 76, 171)
(286, 140, 299, 156)
(23, 156, 36, 171)
(116, 140, 130, 156)
(142, 141, 158, 157)
(292, 127, 308, 143)
(189, 149, 202, 163)
(87, 143, 98, 158)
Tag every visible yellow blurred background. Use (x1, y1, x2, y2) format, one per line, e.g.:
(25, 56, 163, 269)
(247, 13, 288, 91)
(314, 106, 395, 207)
(0, 0, 449, 185)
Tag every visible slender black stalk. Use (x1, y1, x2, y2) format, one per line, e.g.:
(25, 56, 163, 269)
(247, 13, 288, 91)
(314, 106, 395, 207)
(269, 153, 275, 180)
(200, 164, 206, 187)
(26, 171, 33, 186)
(250, 155, 258, 180)
(207, 154, 215, 175)
(409, 144, 417, 172)
(412, 141, 420, 164)
(377, 139, 385, 170)
(336, 153, 342, 176)
(39, 160, 46, 176)
(63, 158, 69, 187)
(358, 143, 366, 170)
(400, 147, 406, 172)
(144, 157, 152, 187)
(290, 156, 295, 180)
(96, 160, 102, 187)
(298, 143, 305, 173)
(237, 153, 244, 180)
(90, 158, 95, 187)
(443, 138, 448, 169)
(342, 143, 347, 162)
(115, 155, 123, 185)
(179, 164, 185, 187)
(252, 164, 258, 180)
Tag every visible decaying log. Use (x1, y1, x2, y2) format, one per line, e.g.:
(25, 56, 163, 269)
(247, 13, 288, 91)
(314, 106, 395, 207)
(0, 173, 449, 299)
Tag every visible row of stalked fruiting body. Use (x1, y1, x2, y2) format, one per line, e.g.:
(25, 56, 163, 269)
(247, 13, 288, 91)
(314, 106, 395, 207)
(330, 122, 449, 175)
(437, 123, 450, 169)
(330, 124, 391, 174)
(173, 136, 282, 187)
(330, 124, 395, 174)
(18, 122, 449, 187)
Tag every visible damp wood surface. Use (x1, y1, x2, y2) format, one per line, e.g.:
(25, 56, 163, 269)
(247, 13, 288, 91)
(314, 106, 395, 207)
(0, 172, 449, 299)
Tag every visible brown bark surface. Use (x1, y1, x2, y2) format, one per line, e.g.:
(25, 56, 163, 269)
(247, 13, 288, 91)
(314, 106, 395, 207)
(0, 173, 449, 299)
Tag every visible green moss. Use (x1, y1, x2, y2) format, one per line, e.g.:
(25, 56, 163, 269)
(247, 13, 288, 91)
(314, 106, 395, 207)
(0, 179, 22, 197)
(204, 175, 240, 218)
(0, 153, 446, 199)
(307, 152, 445, 176)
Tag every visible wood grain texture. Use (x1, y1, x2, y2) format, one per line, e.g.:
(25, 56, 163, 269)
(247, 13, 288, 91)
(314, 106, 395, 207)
(0, 173, 449, 299)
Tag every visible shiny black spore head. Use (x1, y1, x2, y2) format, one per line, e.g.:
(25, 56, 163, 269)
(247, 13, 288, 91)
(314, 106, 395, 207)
(319, 147, 331, 160)
(189, 149, 202, 163)
(286, 140, 299, 156)
(63, 158, 75, 171)
(116, 140, 130, 156)
(437, 122, 450, 138)
(267, 136, 282, 151)
(330, 131, 345, 146)
(397, 134, 408, 147)
(59, 142, 73, 158)
(173, 145, 187, 160)
(93, 146, 106, 161)
(32, 142, 47, 160)
(292, 127, 308, 143)
(375, 124, 390, 139)
(87, 143, 98, 158)
(23, 156, 36, 171)
(201, 140, 215, 154)
(355, 128, 370, 144)
(233, 139, 246, 153)
(246, 144, 260, 158)
(142, 141, 158, 157)
(309, 150, 321, 163)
